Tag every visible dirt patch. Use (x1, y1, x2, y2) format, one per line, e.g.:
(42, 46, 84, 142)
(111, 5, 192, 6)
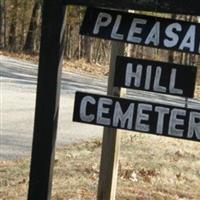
(0, 50, 108, 77)
(0, 51, 39, 64)
(62, 59, 108, 77)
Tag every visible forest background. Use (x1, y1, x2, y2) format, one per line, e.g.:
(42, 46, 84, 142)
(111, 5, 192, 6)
(0, 0, 200, 93)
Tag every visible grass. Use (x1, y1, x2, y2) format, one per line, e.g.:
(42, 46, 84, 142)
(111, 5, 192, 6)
(1, 132, 200, 200)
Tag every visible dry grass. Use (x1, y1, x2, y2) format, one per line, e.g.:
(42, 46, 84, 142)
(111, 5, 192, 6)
(0, 50, 109, 77)
(1, 133, 200, 200)
(117, 134, 200, 200)
(195, 86, 200, 99)
(62, 59, 108, 77)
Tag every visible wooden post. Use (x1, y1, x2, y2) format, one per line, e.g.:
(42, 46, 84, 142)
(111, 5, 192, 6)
(97, 41, 125, 200)
(27, 1, 66, 200)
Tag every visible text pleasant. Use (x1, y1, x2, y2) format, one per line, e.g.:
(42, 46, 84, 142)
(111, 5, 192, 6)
(92, 12, 200, 54)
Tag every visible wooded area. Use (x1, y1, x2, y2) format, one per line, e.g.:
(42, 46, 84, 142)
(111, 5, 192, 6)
(0, 0, 200, 69)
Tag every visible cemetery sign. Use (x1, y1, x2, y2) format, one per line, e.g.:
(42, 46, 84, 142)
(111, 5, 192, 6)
(80, 7, 200, 54)
(73, 92, 200, 142)
(114, 56, 197, 98)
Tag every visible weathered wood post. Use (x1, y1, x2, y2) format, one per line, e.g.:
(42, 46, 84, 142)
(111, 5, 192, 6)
(97, 41, 125, 200)
(27, 0, 66, 199)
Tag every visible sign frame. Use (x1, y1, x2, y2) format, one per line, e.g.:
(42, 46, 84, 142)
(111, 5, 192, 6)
(28, 1, 66, 200)
(64, 0, 200, 16)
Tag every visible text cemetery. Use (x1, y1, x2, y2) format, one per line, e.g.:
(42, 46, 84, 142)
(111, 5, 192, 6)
(73, 92, 200, 142)
(81, 7, 200, 54)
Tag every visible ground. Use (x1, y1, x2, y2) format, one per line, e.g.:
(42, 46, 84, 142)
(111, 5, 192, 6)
(0, 134, 200, 199)
(1, 51, 200, 199)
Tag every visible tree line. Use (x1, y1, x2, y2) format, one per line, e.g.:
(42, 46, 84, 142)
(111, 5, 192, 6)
(0, 0, 111, 64)
(0, 0, 199, 67)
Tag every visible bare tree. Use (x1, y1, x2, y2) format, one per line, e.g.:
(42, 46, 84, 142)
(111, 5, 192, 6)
(8, 0, 18, 51)
(23, 0, 41, 52)
(0, 0, 5, 48)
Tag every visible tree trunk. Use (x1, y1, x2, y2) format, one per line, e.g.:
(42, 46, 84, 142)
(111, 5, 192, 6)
(84, 37, 93, 63)
(0, 0, 4, 48)
(8, 19, 17, 51)
(168, 14, 176, 63)
(94, 40, 101, 63)
(8, 0, 18, 51)
(23, 1, 40, 53)
(3, 0, 6, 48)
(19, 1, 28, 50)
(168, 50, 174, 63)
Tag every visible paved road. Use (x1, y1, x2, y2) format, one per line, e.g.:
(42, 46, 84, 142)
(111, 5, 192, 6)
(1, 56, 199, 160)
(0, 56, 107, 160)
